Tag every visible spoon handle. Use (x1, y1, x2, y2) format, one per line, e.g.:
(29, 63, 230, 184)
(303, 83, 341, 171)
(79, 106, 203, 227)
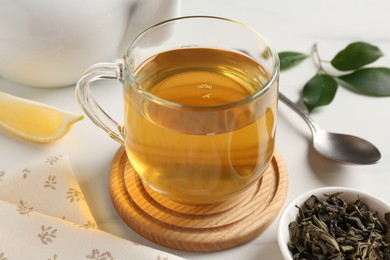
(278, 92, 319, 133)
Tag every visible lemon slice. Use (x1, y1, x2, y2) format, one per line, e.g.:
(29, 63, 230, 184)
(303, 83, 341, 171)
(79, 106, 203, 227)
(0, 91, 83, 143)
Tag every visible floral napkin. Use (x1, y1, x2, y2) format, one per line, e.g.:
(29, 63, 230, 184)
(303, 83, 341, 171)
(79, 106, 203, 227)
(0, 155, 185, 260)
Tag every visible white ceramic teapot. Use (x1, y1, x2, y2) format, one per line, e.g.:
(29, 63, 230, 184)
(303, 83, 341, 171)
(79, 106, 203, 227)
(0, 0, 180, 88)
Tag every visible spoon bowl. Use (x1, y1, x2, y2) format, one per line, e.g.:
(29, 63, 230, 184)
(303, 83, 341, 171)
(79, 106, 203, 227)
(313, 130, 381, 165)
(279, 93, 381, 165)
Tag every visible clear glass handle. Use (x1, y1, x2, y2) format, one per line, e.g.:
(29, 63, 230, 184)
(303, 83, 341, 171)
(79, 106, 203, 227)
(75, 62, 124, 145)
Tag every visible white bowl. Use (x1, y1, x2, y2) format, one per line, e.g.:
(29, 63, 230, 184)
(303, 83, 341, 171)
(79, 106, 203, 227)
(277, 186, 390, 260)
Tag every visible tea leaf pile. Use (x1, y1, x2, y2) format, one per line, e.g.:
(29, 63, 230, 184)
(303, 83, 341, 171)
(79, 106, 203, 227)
(279, 42, 390, 112)
(288, 192, 390, 259)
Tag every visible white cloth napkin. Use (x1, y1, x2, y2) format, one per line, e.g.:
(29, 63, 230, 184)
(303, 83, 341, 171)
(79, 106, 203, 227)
(0, 155, 185, 260)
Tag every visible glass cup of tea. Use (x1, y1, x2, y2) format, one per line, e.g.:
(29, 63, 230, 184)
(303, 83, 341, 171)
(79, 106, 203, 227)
(76, 16, 280, 205)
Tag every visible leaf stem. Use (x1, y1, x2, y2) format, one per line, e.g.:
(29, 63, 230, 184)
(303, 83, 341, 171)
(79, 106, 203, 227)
(311, 43, 326, 73)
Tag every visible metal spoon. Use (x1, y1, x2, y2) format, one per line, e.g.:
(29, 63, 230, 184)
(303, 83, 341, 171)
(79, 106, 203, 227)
(279, 92, 381, 165)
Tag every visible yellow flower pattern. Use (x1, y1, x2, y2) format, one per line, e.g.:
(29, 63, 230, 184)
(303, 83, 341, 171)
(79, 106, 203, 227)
(66, 188, 85, 202)
(22, 168, 30, 179)
(0, 252, 7, 260)
(38, 225, 58, 245)
(45, 155, 63, 165)
(17, 200, 33, 216)
(86, 249, 114, 260)
(0, 171, 4, 182)
(48, 254, 58, 260)
(44, 175, 57, 190)
(79, 220, 98, 230)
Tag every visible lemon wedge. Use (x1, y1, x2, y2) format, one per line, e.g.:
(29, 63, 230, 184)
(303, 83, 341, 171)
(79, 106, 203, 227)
(0, 91, 83, 143)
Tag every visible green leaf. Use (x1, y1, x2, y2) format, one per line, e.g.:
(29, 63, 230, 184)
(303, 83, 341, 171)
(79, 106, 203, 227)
(278, 51, 308, 71)
(303, 73, 338, 112)
(331, 42, 383, 71)
(338, 67, 390, 96)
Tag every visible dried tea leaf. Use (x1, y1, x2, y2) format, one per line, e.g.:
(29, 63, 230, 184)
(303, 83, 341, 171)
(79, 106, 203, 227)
(312, 214, 329, 233)
(287, 192, 390, 259)
(288, 221, 305, 253)
(385, 212, 390, 224)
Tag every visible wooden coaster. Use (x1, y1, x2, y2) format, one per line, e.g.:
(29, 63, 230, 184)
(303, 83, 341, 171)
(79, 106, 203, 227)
(109, 147, 288, 252)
